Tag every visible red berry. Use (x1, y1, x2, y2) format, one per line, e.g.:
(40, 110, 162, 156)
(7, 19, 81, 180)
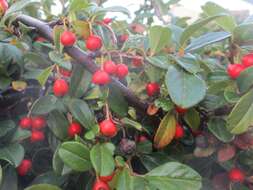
(146, 82, 160, 96)
(119, 34, 129, 43)
(32, 116, 46, 130)
(60, 31, 76, 47)
(99, 172, 115, 182)
(53, 79, 69, 97)
(0, 0, 8, 15)
(116, 64, 128, 78)
(17, 159, 32, 176)
(227, 64, 245, 79)
(174, 123, 184, 139)
(86, 35, 102, 51)
(19, 117, 32, 129)
(102, 18, 112, 25)
(175, 106, 187, 114)
(31, 131, 45, 143)
(103, 61, 117, 75)
(228, 168, 245, 183)
(99, 119, 117, 138)
(68, 122, 82, 138)
(35, 37, 46, 42)
(242, 53, 253, 68)
(92, 70, 111, 85)
(132, 57, 143, 67)
(59, 67, 72, 77)
(138, 135, 148, 142)
(92, 180, 110, 190)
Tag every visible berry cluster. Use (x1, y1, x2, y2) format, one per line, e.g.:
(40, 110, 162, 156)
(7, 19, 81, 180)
(227, 53, 253, 79)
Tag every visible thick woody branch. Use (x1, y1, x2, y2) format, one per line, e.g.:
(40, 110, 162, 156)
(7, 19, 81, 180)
(16, 15, 148, 112)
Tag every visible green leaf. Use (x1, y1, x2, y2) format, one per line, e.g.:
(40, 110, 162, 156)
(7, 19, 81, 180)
(52, 147, 64, 175)
(185, 31, 231, 52)
(233, 23, 253, 45)
(153, 113, 176, 149)
(24, 184, 61, 190)
(69, 64, 91, 98)
(165, 65, 206, 108)
(11, 128, 31, 143)
(224, 84, 240, 103)
(108, 85, 128, 117)
(48, 51, 72, 70)
(183, 108, 200, 130)
(69, 0, 90, 13)
(180, 14, 229, 47)
(0, 143, 24, 167)
(58, 141, 92, 172)
(170, 54, 201, 74)
(2, 0, 40, 24)
(121, 118, 142, 131)
(37, 66, 54, 87)
(227, 89, 253, 134)
(113, 168, 135, 190)
(208, 118, 234, 143)
(148, 26, 171, 55)
(31, 95, 57, 115)
(90, 143, 115, 176)
(236, 66, 253, 93)
(68, 99, 96, 129)
(154, 98, 174, 112)
(0, 166, 17, 190)
(145, 162, 202, 190)
(53, 26, 64, 52)
(202, 2, 237, 32)
(146, 56, 170, 69)
(47, 110, 68, 140)
(102, 6, 131, 17)
(0, 120, 15, 138)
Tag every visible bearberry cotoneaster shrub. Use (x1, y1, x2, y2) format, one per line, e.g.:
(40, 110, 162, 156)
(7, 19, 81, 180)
(1, 0, 253, 190)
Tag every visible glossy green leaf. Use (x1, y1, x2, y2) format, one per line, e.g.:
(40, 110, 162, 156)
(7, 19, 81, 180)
(146, 56, 170, 69)
(47, 110, 68, 140)
(148, 26, 171, 55)
(0, 143, 24, 167)
(185, 31, 231, 52)
(90, 143, 115, 176)
(69, 0, 89, 13)
(224, 84, 240, 103)
(112, 168, 135, 190)
(52, 147, 64, 175)
(201, 2, 237, 32)
(208, 118, 234, 143)
(227, 89, 253, 134)
(37, 66, 54, 87)
(31, 95, 57, 115)
(48, 51, 72, 70)
(58, 141, 92, 172)
(69, 64, 91, 98)
(121, 117, 142, 131)
(68, 99, 96, 129)
(165, 65, 206, 108)
(25, 184, 61, 190)
(145, 162, 202, 190)
(0, 120, 15, 138)
(108, 85, 128, 117)
(180, 14, 228, 47)
(233, 23, 253, 45)
(11, 128, 31, 143)
(53, 26, 64, 52)
(236, 66, 253, 93)
(184, 108, 200, 130)
(153, 113, 176, 149)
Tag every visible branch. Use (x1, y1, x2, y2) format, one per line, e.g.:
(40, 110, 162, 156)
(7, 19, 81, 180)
(15, 15, 148, 112)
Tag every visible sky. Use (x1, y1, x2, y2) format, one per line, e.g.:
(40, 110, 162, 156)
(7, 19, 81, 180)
(103, 0, 253, 21)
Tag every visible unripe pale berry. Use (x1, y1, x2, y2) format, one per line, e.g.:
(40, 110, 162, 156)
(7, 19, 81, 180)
(60, 31, 76, 46)
(53, 79, 69, 97)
